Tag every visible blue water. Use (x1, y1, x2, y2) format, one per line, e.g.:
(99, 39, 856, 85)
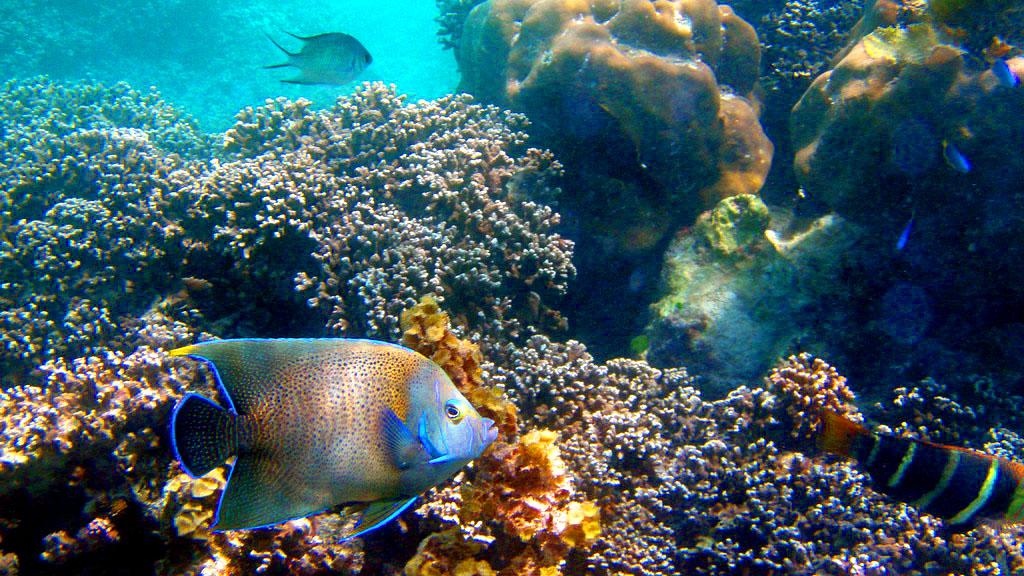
(0, 0, 457, 130)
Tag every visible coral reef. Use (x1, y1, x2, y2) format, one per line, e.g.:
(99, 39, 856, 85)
(401, 296, 599, 575)
(786, 18, 1024, 393)
(766, 353, 861, 440)
(457, 0, 773, 257)
(0, 77, 574, 379)
(492, 338, 1024, 574)
(643, 194, 848, 394)
(757, 0, 863, 98)
(435, 0, 488, 51)
(792, 25, 1024, 223)
(0, 78, 210, 379)
(209, 83, 575, 342)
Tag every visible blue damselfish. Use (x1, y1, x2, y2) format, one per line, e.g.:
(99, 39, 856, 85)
(169, 338, 497, 539)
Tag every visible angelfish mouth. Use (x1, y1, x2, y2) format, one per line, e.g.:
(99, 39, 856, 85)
(480, 418, 498, 447)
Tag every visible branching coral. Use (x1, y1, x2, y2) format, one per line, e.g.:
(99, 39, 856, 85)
(0, 78, 209, 378)
(766, 353, 861, 439)
(207, 83, 575, 342)
(489, 337, 1024, 575)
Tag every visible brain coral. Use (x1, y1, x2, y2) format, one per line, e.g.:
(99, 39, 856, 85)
(457, 0, 773, 254)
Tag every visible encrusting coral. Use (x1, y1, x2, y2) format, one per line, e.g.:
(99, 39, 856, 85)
(457, 0, 773, 256)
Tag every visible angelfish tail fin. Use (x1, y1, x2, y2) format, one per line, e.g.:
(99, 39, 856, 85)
(818, 411, 867, 457)
(171, 393, 238, 478)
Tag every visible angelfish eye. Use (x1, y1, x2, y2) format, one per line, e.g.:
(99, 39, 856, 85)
(444, 401, 463, 422)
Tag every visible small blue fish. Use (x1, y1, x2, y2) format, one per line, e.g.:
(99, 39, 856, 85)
(169, 338, 497, 539)
(896, 212, 914, 251)
(993, 59, 1020, 88)
(942, 140, 971, 174)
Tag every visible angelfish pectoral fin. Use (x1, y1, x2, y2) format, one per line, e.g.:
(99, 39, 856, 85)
(339, 497, 418, 542)
(381, 407, 428, 470)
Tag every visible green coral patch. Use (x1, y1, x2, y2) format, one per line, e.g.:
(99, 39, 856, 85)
(862, 24, 944, 64)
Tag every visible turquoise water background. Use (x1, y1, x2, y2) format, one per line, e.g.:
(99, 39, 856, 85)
(1, 0, 456, 131)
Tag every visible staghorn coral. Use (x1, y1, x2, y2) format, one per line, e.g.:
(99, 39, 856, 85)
(766, 353, 861, 440)
(457, 0, 773, 257)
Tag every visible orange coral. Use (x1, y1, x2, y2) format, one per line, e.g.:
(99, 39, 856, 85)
(766, 353, 861, 440)
(461, 430, 601, 574)
(401, 298, 600, 576)
(401, 296, 517, 438)
(404, 528, 491, 576)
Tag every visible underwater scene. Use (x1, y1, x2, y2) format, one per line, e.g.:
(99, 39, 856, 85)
(2, 0, 1024, 573)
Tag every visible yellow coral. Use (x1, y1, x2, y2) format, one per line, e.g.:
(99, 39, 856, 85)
(862, 24, 943, 63)
(405, 527, 486, 576)
(166, 467, 226, 539)
(563, 501, 602, 547)
(401, 296, 517, 437)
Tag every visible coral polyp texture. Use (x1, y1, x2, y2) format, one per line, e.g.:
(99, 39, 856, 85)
(0, 77, 210, 379)
(210, 83, 575, 342)
(766, 353, 861, 440)
(456, 0, 773, 254)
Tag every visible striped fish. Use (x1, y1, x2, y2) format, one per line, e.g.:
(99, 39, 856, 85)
(820, 412, 1024, 530)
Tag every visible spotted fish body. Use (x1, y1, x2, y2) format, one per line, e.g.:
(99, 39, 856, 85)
(821, 412, 1024, 529)
(169, 338, 497, 539)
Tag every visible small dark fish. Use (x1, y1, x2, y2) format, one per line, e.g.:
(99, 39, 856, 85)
(895, 214, 914, 251)
(265, 31, 372, 85)
(820, 412, 1024, 530)
(169, 338, 496, 539)
(992, 58, 1020, 88)
(942, 139, 971, 174)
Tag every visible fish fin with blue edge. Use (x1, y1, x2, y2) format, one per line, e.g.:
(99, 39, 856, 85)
(340, 497, 418, 542)
(169, 338, 334, 416)
(171, 393, 237, 478)
(418, 413, 447, 461)
(214, 452, 326, 531)
(381, 407, 427, 470)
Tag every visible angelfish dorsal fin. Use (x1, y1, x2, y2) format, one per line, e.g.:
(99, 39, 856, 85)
(340, 497, 418, 542)
(169, 338, 331, 415)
